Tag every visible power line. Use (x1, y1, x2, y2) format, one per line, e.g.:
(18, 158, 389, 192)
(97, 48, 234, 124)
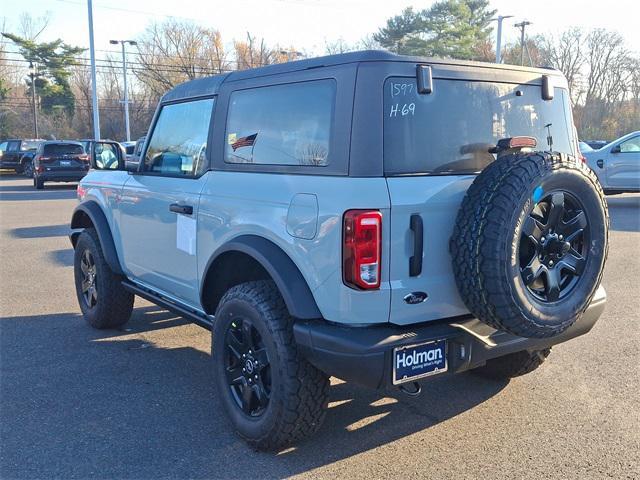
(2, 50, 275, 74)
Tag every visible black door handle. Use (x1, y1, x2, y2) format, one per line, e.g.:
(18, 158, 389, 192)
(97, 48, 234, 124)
(169, 203, 193, 215)
(409, 214, 423, 277)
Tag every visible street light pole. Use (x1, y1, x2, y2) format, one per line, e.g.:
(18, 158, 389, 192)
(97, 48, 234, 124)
(28, 62, 38, 138)
(493, 15, 513, 63)
(514, 21, 532, 66)
(87, 0, 101, 140)
(110, 39, 137, 142)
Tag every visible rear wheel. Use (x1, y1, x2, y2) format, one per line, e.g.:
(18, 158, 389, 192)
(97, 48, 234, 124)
(73, 229, 134, 329)
(473, 348, 551, 380)
(212, 280, 329, 451)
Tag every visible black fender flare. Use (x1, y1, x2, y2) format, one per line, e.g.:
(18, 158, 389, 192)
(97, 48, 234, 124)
(202, 235, 322, 320)
(70, 201, 124, 275)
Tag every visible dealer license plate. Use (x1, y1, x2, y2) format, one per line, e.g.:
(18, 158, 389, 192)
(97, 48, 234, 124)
(393, 339, 447, 385)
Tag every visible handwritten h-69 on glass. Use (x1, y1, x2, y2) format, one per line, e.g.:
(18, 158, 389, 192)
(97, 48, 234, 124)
(389, 103, 416, 118)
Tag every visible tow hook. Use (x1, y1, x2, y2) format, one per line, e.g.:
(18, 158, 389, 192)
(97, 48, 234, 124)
(398, 381, 422, 397)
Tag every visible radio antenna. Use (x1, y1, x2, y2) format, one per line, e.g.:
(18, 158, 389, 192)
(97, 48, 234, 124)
(545, 123, 553, 152)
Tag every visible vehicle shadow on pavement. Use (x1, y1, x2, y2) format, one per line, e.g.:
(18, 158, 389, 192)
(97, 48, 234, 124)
(11, 224, 70, 239)
(606, 195, 640, 232)
(47, 248, 74, 267)
(0, 306, 508, 479)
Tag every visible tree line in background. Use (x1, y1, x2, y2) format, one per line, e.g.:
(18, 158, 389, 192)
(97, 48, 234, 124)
(1, 0, 638, 142)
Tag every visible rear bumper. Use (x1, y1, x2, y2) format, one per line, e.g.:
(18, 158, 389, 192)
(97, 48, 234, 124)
(293, 286, 606, 389)
(38, 170, 87, 182)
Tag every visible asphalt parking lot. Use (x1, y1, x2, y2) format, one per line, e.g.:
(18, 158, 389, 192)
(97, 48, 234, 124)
(0, 173, 638, 479)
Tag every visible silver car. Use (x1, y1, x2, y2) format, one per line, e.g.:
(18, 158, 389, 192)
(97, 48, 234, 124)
(584, 131, 640, 194)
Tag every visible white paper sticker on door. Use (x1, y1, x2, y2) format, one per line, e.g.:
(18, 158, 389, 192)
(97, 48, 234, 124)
(176, 214, 197, 255)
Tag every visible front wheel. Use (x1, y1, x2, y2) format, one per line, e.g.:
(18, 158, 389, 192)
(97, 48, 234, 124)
(73, 229, 134, 329)
(212, 280, 329, 451)
(33, 176, 44, 189)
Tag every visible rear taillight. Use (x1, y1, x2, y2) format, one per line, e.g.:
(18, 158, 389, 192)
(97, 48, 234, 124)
(343, 210, 382, 290)
(35, 156, 45, 173)
(78, 154, 89, 161)
(579, 154, 587, 163)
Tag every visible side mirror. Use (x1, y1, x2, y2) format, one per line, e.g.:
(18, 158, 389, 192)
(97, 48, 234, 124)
(611, 145, 621, 154)
(91, 141, 125, 170)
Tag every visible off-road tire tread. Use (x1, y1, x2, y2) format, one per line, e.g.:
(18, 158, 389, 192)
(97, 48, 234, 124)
(473, 348, 551, 379)
(450, 153, 609, 338)
(216, 280, 329, 451)
(74, 228, 133, 329)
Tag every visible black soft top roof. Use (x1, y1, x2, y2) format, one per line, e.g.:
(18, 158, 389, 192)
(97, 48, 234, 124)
(161, 50, 562, 102)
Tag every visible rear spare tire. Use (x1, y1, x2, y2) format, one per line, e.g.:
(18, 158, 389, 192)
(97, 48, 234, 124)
(450, 152, 608, 338)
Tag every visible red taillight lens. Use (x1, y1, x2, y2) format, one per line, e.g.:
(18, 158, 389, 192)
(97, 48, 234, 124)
(508, 136, 537, 148)
(78, 154, 89, 161)
(579, 154, 587, 163)
(77, 184, 86, 200)
(343, 210, 382, 290)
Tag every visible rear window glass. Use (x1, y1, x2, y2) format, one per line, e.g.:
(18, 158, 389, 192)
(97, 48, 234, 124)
(21, 140, 41, 151)
(225, 80, 335, 166)
(43, 144, 83, 155)
(384, 78, 575, 175)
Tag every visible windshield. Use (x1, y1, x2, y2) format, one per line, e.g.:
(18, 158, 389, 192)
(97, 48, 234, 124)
(384, 78, 575, 175)
(21, 140, 41, 151)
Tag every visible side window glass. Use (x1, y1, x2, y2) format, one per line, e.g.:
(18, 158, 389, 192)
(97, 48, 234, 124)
(0, 142, 7, 153)
(225, 80, 335, 166)
(144, 98, 214, 176)
(7, 141, 19, 152)
(619, 136, 640, 153)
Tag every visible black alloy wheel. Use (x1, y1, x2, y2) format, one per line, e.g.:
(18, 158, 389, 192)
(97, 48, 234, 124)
(519, 191, 589, 303)
(80, 249, 98, 308)
(224, 317, 271, 417)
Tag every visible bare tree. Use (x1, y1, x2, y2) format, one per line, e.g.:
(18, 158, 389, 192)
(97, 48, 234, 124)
(234, 33, 285, 69)
(18, 12, 51, 41)
(134, 20, 230, 96)
(540, 29, 585, 105)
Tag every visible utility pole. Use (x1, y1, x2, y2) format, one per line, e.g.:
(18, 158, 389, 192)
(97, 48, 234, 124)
(28, 62, 39, 138)
(87, 0, 100, 140)
(493, 15, 513, 63)
(514, 20, 532, 66)
(110, 39, 137, 142)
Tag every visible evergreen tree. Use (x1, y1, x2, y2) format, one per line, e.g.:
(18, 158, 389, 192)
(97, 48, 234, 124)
(1, 33, 84, 116)
(374, 0, 496, 60)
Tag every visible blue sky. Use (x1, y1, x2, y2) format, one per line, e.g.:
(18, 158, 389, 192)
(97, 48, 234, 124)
(1, 0, 638, 60)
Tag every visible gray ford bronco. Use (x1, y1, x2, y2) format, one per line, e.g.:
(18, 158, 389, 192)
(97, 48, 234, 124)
(70, 51, 608, 450)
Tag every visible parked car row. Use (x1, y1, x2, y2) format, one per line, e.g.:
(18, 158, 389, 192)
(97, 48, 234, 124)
(0, 136, 146, 189)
